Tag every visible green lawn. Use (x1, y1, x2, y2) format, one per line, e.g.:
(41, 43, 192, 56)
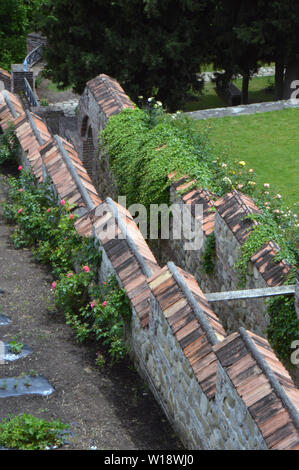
(183, 75, 275, 112)
(195, 108, 299, 208)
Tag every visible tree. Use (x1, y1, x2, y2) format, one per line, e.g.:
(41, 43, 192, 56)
(36, 0, 213, 110)
(210, 0, 260, 104)
(0, 0, 43, 70)
(232, 1, 299, 100)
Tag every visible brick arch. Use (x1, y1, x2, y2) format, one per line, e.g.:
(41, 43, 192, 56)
(82, 124, 95, 180)
(80, 115, 89, 137)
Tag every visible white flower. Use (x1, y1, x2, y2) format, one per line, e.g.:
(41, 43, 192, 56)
(221, 163, 227, 168)
(222, 176, 232, 184)
(156, 101, 162, 107)
(276, 194, 282, 199)
(148, 97, 154, 102)
(264, 183, 270, 188)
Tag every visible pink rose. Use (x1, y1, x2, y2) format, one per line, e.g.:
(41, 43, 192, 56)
(83, 266, 90, 273)
(90, 300, 96, 308)
(102, 301, 107, 307)
(69, 214, 74, 220)
(18, 188, 23, 192)
(47, 208, 51, 213)
(51, 281, 56, 289)
(60, 199, 66, 205)
(18, 208, 23, 214)
(18, 165, 22, 171)
(67, 272, 73, 277)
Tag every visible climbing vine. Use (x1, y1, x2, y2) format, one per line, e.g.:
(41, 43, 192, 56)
(100, 105, 258, 210)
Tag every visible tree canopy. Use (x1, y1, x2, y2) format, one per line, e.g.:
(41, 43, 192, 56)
(0, 0, 42, 70)
(36, 0, 213, 110)
(2, 0, 298, 106)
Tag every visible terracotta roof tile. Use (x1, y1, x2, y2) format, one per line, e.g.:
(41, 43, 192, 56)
(168, 173, 217, 236)
(0, 68, 11, 79)
(215, 190, 291, 286)
(40, 136, 102, 210)
(149, 264, 226, 398)
(87, 74, 134, 119)
(0, 90, 24, 131)
(214, 330, 299, 449)
(13, 111, 52, 181)
(250, 241, 291, 287)
(91, 198, 160, 327)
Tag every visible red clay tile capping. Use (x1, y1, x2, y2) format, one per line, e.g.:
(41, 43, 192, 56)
(213, 328, 299, 449)
(148, 262, 226, 398)
(168, 173, 217, 236)
(40, 135, 102, 210)
(74, 210, 93, 238)
(0, 90, 24, 131)
(214, 190, 260, 244)
(86, 74, 135, 119)
(250, 241, 291, 287)
(92, 197, 160, 327)
(0, 68, 11, 89)
(215, 190, 291, 286)
(13, 110, 52, 181)
(0, 68, 11, 80)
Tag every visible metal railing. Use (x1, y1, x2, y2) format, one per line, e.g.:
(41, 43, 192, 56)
(24, 77, 40, 108)
(23, 44, 43, 71)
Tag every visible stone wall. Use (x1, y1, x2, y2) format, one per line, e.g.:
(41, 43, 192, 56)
(75, 74, 298, 383)
(1, 83, 299, 450)
(10, 65, 34, 95)
(26, 32, 47, 55)
(77, 74, 134, 199)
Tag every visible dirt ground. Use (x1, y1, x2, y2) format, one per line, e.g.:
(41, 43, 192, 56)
(34, 74, 79, 105)
(0, 174, 182, 450)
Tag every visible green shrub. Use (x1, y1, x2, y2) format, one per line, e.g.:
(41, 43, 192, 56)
(0, 413, 69, 450)
(1, 170, 102, 277)
(53, 274, 131, 362)
(100, 106, 260, 211)
(0, 125, 19, 166)
(200, 232, 216, 274)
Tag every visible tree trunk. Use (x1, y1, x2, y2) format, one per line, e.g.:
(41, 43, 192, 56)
(274, 61, 285, 100)
(242, 72, 250, 104)
(283, 59, 299, 99)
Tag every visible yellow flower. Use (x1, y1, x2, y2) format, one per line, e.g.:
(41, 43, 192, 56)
(238, 161, 246, 166)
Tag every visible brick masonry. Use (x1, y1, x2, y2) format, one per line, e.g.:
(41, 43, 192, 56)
(10, 64, 34, 94)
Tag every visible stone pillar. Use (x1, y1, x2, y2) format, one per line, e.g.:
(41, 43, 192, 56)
(295, 271, 299, 320)
(11, 64, 34, 94)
